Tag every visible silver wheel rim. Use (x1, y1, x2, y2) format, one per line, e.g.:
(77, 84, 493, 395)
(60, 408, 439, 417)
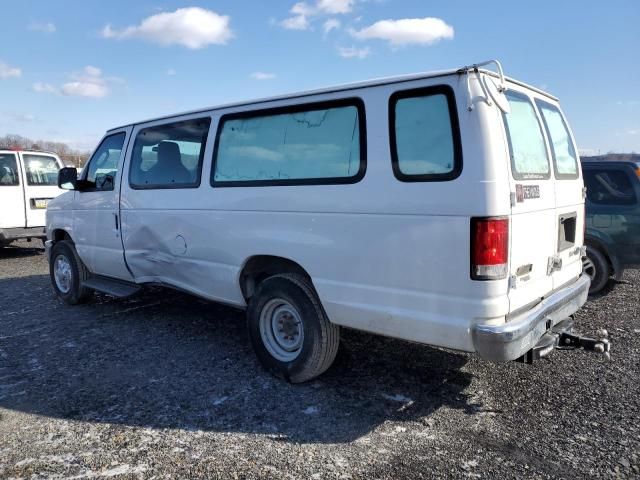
(582, 256, 596, 279)
(259, 298, 304, 362)
(53, 254, 73, 294)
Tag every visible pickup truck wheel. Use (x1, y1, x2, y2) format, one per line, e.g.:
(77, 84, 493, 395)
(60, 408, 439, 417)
(247, 273, 340, 383)
(50, 240, 93, 305)
(583, 246, 610, 295)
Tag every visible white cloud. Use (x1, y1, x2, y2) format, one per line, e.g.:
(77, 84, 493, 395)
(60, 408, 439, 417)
(34, 66, 116, 98)
(281, 14, 310, 30)
(102, 7, 233, 49)
(167, 69, 177, 76)
(350, 17, 454, 46)
(338, 46, 370, 59)
(317, 0, 354, 14)
(32, 82, 58, 94)
(281, 0, 353, 30)
(250, 72, 277, 80)
(29, 21, 56, 33)
(5, 112, 36, 122)
(627, 128, 640, 136)
(0, 61, 21, 79)
(323, 18, 341, 34)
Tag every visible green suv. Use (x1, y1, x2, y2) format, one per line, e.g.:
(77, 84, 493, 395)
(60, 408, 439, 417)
(581, 159, 640, 294)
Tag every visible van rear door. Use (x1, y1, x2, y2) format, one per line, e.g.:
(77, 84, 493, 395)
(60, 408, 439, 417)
(0, 152, 26, 230)
(534, 100, 584, 290)
(501, 89, 557, 312)
(18, 153, 64, 228)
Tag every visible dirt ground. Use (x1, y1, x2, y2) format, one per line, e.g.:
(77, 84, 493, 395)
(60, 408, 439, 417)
(0, 241, 638, 479)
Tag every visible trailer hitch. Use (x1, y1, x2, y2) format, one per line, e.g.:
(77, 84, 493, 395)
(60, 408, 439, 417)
(557, 329, 611, 360)
(516, 320, 611, 364)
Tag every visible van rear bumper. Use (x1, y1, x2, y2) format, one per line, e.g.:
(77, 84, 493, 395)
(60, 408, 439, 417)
(472, 274, 590, 362)
(0, 227, 46, 244)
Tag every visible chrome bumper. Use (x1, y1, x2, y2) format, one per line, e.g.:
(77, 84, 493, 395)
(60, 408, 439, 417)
(472, 274, 591, 362)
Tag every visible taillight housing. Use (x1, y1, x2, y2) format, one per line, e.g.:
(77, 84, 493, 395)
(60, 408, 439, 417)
(471, 217, 509, 280)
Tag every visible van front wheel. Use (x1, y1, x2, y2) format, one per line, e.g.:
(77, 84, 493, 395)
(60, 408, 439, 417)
(583, 246, 610, 295)
(247, 274, 340, 383)
(50, 240, 93, 305)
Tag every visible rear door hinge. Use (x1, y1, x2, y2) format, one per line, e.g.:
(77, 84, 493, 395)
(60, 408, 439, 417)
(510, 192, 516, 207)
(508, 275, 517, 289)
(582, 186, 587, 199)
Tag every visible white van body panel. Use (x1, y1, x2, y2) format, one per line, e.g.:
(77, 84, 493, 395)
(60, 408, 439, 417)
(47, 66, 588, 359)
(0, 152, 26, 229)
(72, 127, 133, 280)
(0, 150, 63, 243)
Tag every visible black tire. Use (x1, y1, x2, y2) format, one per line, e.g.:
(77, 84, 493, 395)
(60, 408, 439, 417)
(247, 273, 340, 383)
(49, 240, 94, 305)
(583, 246, 610, 295)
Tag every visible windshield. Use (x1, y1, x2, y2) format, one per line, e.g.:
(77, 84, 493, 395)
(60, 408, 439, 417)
(23, 154, 60, 186)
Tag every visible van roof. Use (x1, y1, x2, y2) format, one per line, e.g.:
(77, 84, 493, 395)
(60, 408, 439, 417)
(0, 149, 60, 156)
(107, 67, 558, 133)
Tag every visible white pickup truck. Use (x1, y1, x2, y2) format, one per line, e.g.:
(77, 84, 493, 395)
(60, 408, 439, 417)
(0, 149, 64, 247)
(45, 61, 609, 382)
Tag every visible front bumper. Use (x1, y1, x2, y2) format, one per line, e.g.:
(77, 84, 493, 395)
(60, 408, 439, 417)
(0, 227, 46, 244)
(472, 274, 591, 362)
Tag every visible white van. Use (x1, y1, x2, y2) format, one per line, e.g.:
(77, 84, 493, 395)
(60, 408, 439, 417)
(46, 61, 608, 382)
(0, 149, 64, 247)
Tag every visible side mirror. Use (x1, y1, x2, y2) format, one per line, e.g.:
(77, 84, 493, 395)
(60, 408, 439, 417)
(58, 167, 78, 190)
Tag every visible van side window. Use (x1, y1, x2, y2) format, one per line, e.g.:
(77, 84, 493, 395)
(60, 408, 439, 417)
(84, 133, 126, 191)
(0, 153, 19, 186)
(583, 168, 637, 206)
(389, 85, 462, 182)
(22, 155, 59, 186)
(129, 118, 211, 189)
(212, 99, 365, 186)
(503, 92, 550, 180)
(535, 100, 578, 179)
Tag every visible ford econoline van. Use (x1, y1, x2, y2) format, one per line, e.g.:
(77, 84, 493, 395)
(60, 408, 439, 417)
(46, 61, 608, 382)
(0, 149, 64, 247)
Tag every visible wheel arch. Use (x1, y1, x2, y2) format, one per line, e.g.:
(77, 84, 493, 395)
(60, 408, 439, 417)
(239, 255, 313, 301)
(585, 234, 621, 278)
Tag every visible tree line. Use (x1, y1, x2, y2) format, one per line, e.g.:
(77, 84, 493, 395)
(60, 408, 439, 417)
(0, 134, 92, 167)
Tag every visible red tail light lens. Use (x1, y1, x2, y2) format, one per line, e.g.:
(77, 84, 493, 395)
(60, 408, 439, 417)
(471, 217, 509, 280)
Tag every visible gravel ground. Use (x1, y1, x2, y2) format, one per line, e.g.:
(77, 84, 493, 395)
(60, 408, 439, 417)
(0, 241, 638, 479)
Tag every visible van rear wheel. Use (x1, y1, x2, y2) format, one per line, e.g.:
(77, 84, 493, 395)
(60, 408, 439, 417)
(247, 273, 340, 383)
(583, 246, 610, 295)
(50, 240, 93, 305)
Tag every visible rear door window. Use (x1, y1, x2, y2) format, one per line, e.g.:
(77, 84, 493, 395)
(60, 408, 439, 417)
(0, 153, 20, 186)
(22, 154, 60, 186)
(503, 91, 550, 180)
(583, 167, 637, 206)
(536, 101, 578, 179)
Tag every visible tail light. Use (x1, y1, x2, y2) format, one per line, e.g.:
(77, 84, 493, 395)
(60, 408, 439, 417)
(471, 217, 509, 280)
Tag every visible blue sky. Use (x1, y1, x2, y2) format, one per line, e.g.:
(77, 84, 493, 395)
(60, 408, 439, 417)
(1, 0, 638, 154)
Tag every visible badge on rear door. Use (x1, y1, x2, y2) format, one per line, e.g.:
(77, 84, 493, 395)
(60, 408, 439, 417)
(515, 184, 540, 203)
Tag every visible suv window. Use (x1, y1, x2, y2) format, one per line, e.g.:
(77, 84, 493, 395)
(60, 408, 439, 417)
(130, 118, 211, 189)
(213, 99, 365, 186)
(0, 153, 19, 186)
(84, 133, 126, 191)
(23, 154, 59, 186)
(389, 86, 462, 182)
(583, 167, 637, 206)
(536, 100, 578, 179)
(503, 91, 550, 180)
